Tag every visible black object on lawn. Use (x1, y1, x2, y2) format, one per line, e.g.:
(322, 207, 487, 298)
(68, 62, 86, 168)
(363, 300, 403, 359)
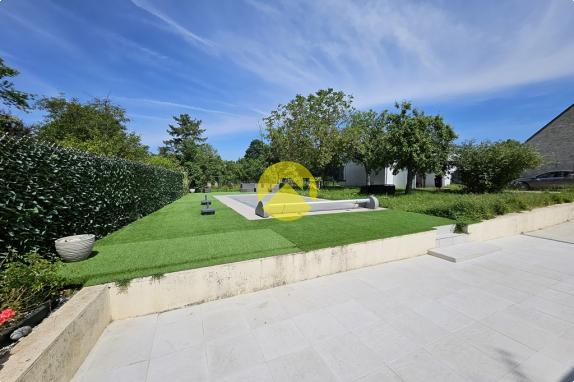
(201, 195, 211, 206)
(201, 207, 215, 215)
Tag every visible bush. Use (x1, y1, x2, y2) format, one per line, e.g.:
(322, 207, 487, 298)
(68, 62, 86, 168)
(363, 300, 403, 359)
(455, 140, 541, 193)
(0, 251, 64, 314)
(0, 134, 185, 259)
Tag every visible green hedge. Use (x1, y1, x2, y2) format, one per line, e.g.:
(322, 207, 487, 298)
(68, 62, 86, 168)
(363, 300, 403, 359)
(0, 134, 184, 259)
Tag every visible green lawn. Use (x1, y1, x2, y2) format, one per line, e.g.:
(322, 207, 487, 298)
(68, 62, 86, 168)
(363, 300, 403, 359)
(305, 187, 574, 226)
(61, 193, 452, 286)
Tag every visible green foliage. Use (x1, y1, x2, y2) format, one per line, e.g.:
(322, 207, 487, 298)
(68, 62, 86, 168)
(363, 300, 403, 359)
(161, 114, 206, 161)
(455, 140, 542, 193)
(0, 134, 184, 259)
(0, 251, 64, 313)
(341, 110, 391, 185)
(244, 139, 272, 161)
(386, 102, 457, 194)
(0, 57, 31, 111)
(185, 143, 224, 188)
(1, 112, 31, 137)
(264, 88, 353, 176)
(35, 96, 149, 161)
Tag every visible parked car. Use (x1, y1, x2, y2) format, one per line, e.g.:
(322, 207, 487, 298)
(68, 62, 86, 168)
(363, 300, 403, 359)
(513, 170, 574, 189)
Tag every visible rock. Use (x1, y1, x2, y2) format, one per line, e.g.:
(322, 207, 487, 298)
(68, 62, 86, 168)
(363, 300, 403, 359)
(10, 326, 32, 341)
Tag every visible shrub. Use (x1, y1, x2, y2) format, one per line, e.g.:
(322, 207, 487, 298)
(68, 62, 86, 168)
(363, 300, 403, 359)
(455, 140, 541, 193)
(0, 251, 64, 314)
(0, 134, 185, 259)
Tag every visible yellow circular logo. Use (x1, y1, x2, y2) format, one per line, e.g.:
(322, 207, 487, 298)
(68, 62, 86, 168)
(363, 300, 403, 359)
(257, 161, 317, 221)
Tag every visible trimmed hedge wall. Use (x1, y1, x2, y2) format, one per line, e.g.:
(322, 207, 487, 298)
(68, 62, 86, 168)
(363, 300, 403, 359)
(0, 134, 184, 259)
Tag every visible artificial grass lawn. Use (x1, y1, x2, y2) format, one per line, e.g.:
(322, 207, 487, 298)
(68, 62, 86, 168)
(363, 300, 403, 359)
(61, 193, 452, 286)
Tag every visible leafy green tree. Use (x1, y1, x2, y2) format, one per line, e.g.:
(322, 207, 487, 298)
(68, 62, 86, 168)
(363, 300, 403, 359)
(455, 140, 542, 193)
(35, 96, 149, 160)
(162, 114, 206, 161)
(264, 88, 353, 177)
(185, 143, 224, 188)
(341, 110, 391, 185)
(1, 57, 32, 136)
(244, 139, 271, 161)
(386, 101, 457, 194)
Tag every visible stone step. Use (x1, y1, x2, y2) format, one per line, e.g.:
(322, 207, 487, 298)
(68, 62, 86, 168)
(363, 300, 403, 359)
(428, 242, 501, 263)
(435, 233, 470, 248)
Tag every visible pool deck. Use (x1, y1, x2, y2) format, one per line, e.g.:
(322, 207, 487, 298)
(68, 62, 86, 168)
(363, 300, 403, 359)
(215, 194, 382, 220)
(72, 222, 574, 382)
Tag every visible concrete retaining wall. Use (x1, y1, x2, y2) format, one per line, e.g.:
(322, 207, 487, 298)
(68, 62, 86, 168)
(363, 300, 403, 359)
(0, 285, 110, 382)
(464, 202, 574, 242)
(108, 230, 436, 320)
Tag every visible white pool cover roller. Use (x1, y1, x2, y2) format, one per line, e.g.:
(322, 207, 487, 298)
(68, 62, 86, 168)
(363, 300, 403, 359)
(255, 195, 379, 218)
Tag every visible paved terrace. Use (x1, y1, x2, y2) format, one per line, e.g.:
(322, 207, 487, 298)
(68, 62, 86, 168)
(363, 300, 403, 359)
(73, 222, 574, 382)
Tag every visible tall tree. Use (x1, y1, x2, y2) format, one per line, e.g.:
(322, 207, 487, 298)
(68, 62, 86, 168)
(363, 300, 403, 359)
(35, 96, 149, 161)
(264, 88, 353, 177)
(341, 110, 391, 185)
(386, 101, 457, 194)
(244, 139, 271, 161)
(162, 114, 206, 161)
(0, 57, 32, 136)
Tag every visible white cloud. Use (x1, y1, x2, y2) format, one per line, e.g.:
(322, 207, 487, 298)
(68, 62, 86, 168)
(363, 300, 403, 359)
(129, 0, 215, 49)
(212, 0, 574, 108)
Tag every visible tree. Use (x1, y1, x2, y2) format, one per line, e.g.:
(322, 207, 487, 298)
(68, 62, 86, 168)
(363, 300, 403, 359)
(386, 101, 457, 194)
(244, 139, 271, 161)
(264, 88, 353, 177)
(341, 110, 391, 185)
(185, 144, 224, 188)
(162, 114, 206, 161)
(35, 96, 149, 161)
(1, 57, 32, 136)
(0, 57, 31, 111)
(455, 140, 542, 193)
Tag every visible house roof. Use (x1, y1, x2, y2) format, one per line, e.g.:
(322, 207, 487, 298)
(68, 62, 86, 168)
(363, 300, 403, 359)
(526, 103, 574, 142)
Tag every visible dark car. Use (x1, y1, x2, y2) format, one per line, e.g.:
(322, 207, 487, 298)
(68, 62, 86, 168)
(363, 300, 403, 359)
(514, 170, 574, 189)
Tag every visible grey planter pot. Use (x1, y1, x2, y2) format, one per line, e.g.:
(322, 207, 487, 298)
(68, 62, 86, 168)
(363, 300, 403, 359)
(55, 234, 95, 262)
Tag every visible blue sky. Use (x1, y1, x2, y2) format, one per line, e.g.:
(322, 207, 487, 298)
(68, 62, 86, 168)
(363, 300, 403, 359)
(1, 0, 573, 160)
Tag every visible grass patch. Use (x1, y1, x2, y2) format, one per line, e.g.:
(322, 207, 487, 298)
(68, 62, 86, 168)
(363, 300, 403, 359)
(309, 186, 574, 226)
(61, 193, 451, 286)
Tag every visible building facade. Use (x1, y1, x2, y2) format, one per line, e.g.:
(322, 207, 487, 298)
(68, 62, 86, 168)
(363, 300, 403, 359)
(342, 162, 452, 188)
(525, 103, 574, 176)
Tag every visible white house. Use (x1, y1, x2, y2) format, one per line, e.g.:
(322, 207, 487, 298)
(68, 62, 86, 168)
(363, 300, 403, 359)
(342, 162, 452, 188)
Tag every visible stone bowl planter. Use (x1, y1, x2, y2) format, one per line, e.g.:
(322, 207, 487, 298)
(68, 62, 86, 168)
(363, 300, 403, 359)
(55, 234, 95, 262)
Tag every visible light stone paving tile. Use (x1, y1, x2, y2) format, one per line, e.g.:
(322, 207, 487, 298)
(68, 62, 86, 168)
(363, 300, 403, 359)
(438, 288, 513, 320)
(479, 282, 532, 304)
(147, 345, 208, 382)
(157, 304, 202, 326)
(520, 295, 574, 323)
(72, 360, 149, 382)
(551, 279, 574, 295)
(313, 332, 384, 381)
(292, 307, 348, 342)
(425, 336, 514, 382)
(354, 366, 404, 382)
(353, 320, 421, 363)
(321, 275, 385, 301)
(78, 315, 157, 371)
(389, 348, 466, 382)
(239, 294, 290, 329)
(504, 303, 573, 337)
(387, 309, 451, 347)
(413, 301, 476, 332)
(381, 284, 436, 309)
(270, 285, 321, 317)
(355, 292, 414, 322)
(539, 335, 574, 365)
(326, 300, 380, 331)
(213, 363, 274, 382)
(481, 310, 556, 351)
(509, 352, 573, 382)
(202, 307, 250, 342)
(205, 332, 265, 380)
(454, 322, 534, 368)
(536, 288, 574, 308)
(151, 315, 204, 359)
(266, 347, 338, 382)
(253, 319, 309, 361)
